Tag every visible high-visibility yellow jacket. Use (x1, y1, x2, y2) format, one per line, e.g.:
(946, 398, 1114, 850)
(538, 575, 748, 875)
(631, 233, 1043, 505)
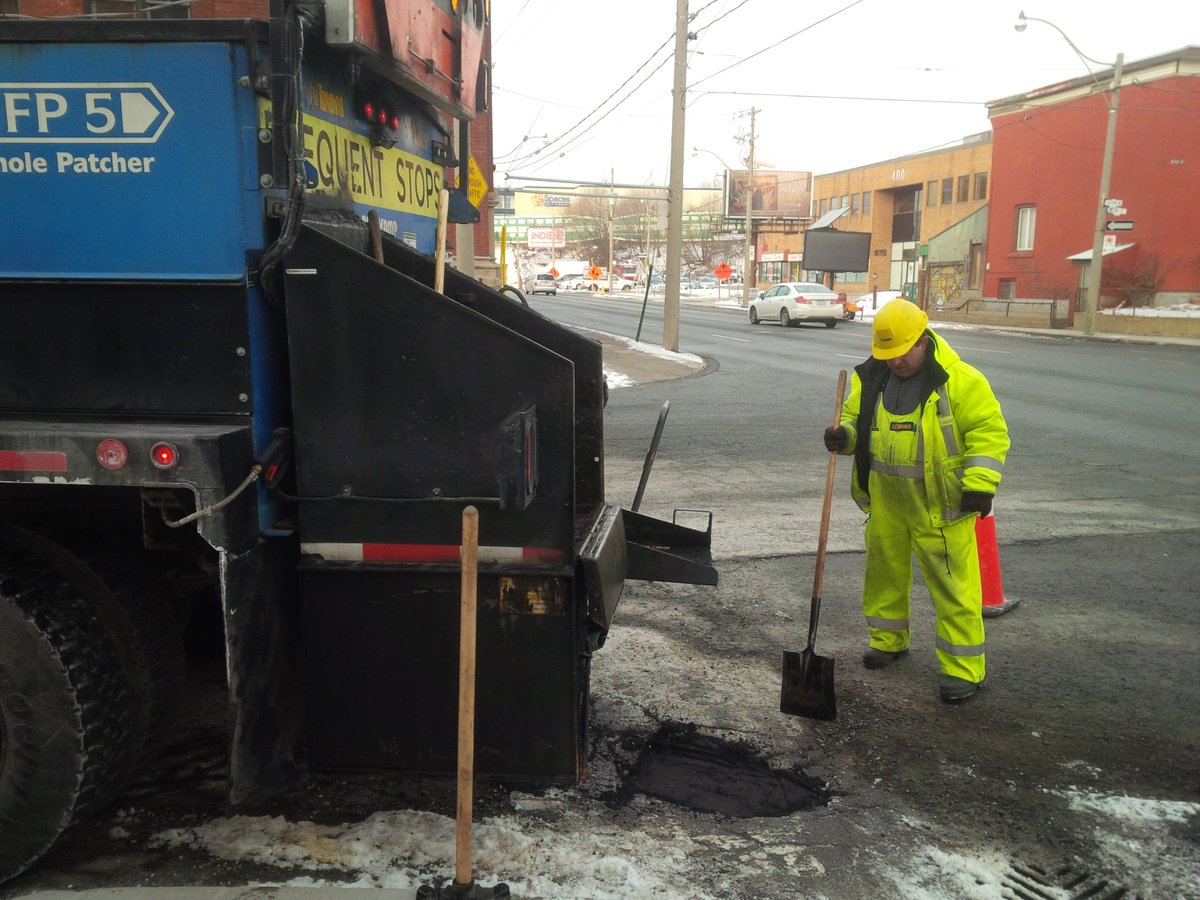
(839, 329, 1009, 527)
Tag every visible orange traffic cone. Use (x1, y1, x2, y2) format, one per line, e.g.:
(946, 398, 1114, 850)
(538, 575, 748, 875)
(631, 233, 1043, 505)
(976, 511, 1019, 617)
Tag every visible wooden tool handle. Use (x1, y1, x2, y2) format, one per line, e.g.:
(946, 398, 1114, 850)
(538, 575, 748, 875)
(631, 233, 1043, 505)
(434, 188, 450, 294)
(455, 505, 478, 886)
(812, 370, 848, 600)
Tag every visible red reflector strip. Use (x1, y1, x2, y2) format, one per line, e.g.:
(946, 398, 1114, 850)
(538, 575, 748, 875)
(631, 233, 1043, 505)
(302, 542, 567, 564)
(363, 543, 460, 563)
(0, 450, 68, 473)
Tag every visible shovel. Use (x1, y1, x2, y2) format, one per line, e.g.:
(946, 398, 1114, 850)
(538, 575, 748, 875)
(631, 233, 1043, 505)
(780, 369, 848, 721)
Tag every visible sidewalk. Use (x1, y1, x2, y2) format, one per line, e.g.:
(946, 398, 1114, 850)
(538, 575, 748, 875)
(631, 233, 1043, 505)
(25, 890, 419, 900)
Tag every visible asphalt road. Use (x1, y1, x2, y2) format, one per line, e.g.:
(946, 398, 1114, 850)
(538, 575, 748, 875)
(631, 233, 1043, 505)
(9, 294, 1199, 898)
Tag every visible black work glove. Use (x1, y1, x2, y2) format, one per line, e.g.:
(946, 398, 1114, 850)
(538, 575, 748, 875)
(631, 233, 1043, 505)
(824, 426, 848, 452)
(961, 491, 993, 517)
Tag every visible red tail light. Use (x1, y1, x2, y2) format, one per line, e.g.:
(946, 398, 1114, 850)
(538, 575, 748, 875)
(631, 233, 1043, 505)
(794, 294, 811, 304)
(150, 442, 179, 470)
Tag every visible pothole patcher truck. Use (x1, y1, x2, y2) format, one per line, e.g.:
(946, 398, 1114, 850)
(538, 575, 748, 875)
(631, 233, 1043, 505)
(0, 1, 715, 883)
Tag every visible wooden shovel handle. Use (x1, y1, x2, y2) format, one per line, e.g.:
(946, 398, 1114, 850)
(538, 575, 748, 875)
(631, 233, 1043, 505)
(812, 370, 848, 601)
(434, 188, 450, 294)
(456, 505, 478, 886)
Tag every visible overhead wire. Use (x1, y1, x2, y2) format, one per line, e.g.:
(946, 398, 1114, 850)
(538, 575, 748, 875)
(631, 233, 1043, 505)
(500, 0, 743, 170)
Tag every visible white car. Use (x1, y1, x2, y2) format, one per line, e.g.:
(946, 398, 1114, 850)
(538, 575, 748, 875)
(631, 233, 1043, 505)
(749, 282, 843, 328)
(849, 290, 906, 320)
(587, 276, 636, 293)
(529, 273, 558, 295)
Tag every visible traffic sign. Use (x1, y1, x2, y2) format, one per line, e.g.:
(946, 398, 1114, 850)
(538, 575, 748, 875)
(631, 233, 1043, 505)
(1105, 220, 1134, 231)
(714, 262, 732, 279)
(466, 155, 488, 207)
(588, 265, 602, 279)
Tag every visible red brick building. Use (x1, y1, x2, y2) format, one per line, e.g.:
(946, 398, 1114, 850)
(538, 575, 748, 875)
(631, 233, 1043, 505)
(985, 47, 1200, 314)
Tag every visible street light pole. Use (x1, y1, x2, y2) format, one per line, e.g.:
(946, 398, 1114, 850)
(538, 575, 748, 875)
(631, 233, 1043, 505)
(1016, 12, 1122, 336)
(741, 107, 756, 308)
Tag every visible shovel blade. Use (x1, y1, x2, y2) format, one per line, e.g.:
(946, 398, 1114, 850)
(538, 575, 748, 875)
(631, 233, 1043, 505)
(780, 649, 836, 720)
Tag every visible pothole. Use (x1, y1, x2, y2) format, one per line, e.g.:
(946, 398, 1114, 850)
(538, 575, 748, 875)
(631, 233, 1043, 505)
(622, 723, 829, 817)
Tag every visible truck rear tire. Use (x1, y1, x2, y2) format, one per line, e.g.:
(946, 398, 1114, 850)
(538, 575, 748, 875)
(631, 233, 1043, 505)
(0, 543, 141, 884)
(0, 520, 186, 765)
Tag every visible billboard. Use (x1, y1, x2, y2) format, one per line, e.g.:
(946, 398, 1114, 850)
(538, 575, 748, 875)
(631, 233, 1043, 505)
(527, 226, 567, 249)
(802, 230, 871, 273)
(724, 170, 812, 220)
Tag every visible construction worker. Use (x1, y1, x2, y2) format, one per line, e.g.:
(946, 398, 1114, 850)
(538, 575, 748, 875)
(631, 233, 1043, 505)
(823, 300, 1009, 701)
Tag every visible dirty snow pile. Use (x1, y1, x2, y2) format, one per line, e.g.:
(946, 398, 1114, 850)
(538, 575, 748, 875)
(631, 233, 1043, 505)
(145, 784, 1200, 899)
(1102, 301, 1200, 317)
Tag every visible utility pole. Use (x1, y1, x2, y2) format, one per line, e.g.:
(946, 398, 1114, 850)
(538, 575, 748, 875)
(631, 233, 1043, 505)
(740, 107, 756, 308)
(607, 168, 615, 296)
(662, 0, 689, 352)
(1082, 53, 1124, 336)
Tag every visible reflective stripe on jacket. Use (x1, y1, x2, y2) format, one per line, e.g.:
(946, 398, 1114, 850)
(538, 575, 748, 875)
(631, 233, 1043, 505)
(838, 329, 1009, 527)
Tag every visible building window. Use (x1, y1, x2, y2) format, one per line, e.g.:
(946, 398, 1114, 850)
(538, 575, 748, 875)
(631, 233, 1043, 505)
(820, 198, 828, 216)
(974, 172, 988, 201)
(957, 175, 970, 202)
(0, 0, 18, 13)
(941, 178, 953, 204)
(863, 191, 871, 214)
(1016, 205, 1036, 251)
(999, 279, 1016, 300)
(841, 195, 850, 209)
(851, 193, 860, 214)
(927, 181, 938, 206)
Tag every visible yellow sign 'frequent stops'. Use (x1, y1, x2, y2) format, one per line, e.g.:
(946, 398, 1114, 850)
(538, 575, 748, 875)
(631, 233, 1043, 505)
(259, 101, 442, 220)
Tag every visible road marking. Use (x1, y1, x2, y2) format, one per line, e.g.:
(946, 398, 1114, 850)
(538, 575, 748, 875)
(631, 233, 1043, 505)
(710, 333, 753, 343)
(1135, 356, 1191, 365)
(835, 353, 861, 360)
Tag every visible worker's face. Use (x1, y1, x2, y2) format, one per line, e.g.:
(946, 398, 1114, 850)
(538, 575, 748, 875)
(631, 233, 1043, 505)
(886, 335, 928, 378)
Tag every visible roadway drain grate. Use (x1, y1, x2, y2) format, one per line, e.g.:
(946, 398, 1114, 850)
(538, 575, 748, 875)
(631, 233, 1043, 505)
(1003, 859, 1137, 899)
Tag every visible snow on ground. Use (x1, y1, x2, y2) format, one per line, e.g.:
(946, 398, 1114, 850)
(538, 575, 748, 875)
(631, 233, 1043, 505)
(1102, 302, 1200, 317)
(147, 786, 1200, 898)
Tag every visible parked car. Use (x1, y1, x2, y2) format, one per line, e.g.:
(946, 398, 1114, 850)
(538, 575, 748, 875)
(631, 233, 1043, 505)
(697, 275, 719, 290)
(559, 275, 588, 291)
(748, 282, 843, 328)
(530, 273, 558, 295)
(588, 276, 636, 293)
(849, 290, 906, 320)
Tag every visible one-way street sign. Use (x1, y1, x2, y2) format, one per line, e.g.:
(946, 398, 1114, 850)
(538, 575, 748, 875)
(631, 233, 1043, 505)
(1105, 220, 1135, 231)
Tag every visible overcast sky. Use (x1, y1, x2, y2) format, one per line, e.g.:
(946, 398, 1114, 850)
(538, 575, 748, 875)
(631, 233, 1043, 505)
(488, 0, 1195, 192)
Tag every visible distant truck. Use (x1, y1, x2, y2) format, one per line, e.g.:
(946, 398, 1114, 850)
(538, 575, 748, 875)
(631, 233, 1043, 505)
(0, 6, 715, 885)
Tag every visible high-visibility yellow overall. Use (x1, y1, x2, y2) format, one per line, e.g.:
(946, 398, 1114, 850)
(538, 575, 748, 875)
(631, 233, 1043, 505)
(839, 330, 1008, 684)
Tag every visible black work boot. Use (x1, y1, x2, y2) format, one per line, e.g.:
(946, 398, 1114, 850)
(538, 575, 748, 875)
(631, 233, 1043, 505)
(862, 648, 908, 669)
(939, 674, 986, 701)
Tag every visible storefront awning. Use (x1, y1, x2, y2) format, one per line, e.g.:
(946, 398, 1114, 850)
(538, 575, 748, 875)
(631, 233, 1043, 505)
(1066, 242, 1136, 261)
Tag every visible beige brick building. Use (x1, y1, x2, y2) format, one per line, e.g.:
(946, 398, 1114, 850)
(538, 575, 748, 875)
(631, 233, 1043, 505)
(759, 134, 992, 301)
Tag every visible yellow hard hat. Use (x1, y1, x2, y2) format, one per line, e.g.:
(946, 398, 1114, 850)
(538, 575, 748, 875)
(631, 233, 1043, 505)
(872, 300, 928, 359)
